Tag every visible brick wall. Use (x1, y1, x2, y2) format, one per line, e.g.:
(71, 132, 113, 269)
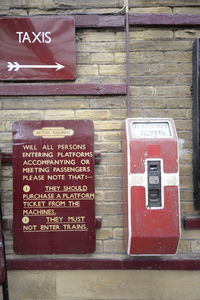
(1, 1, 200, 299)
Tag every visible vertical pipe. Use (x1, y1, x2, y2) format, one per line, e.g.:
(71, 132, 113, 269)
(125, 0, 131, 117)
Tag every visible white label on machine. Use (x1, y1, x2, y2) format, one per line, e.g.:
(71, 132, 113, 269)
(132, 122, 172, 138)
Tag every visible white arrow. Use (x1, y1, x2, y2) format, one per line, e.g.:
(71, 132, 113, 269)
(7, 61, 65, 72)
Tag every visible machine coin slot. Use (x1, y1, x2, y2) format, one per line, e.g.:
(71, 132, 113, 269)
(147, 160, 162, 208)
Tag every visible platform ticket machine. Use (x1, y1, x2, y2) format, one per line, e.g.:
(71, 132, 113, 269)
(122, 118, 180, 255)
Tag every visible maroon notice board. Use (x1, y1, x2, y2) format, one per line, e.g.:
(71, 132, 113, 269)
(13, 120, 95, 254)
(0, 16, 76, 81)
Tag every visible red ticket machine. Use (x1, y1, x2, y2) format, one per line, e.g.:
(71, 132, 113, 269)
(122, 118, 180, 255)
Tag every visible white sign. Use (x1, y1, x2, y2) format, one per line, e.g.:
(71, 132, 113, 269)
(132, 122, 171, 138)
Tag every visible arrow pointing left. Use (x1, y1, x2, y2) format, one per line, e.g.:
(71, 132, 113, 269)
(7, 62, 65, 72)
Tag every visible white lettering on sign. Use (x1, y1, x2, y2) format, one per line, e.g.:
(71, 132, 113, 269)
(132, 122, 172, 138)
(16, 32, 52, 44)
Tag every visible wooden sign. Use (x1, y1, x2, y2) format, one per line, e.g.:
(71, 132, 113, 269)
(13, 120, 95, 254)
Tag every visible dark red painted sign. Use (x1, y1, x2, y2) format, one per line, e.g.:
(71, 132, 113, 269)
(0, 16, 76, 80)
(13, 120, 95, 254)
